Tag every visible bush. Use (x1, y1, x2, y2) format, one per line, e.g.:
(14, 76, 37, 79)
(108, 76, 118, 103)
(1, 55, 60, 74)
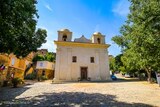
(40, 75, 48, 81)
(139, 73, 147, 80)
(12, 78, 22, 88)
(24, 72, 37, 80)
(151, 78, 157, 83)
(2, 80, 8, 87)
(78, 77, 81, 81)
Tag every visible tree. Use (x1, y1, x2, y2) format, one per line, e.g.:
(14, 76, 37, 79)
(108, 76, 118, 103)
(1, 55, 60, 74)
(44, 52, 56, 62)
(109, 54, 126, 74)
(109, 55, 116, 73)
(115, 54, 123, 70)
(32, 55, 45, 62)
(112, 0, 160, 82)
(0, 0, 47, 57)
(32, 52, 56, 62)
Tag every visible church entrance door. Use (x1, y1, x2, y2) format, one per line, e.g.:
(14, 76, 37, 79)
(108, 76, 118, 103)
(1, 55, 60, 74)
(81, 67, 88, 80)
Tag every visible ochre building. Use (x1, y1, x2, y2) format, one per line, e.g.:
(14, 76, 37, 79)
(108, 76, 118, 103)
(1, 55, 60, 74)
(36, 61, 55, 79)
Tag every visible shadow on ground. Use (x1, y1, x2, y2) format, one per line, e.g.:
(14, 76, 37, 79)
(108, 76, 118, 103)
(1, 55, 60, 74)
(112, 78, 145, 83)
(0, 86, 30, 101)
(51, 78, 144, 84)
(58, 78, 145, 84)
(0, 90, 153, 107)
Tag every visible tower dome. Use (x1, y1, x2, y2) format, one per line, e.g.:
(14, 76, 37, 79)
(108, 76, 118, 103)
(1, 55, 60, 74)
(60, 29, 70, 32)
(57, 28, 72, 41)
(93, 32, 102, 35)
(91, 32, 105, 44)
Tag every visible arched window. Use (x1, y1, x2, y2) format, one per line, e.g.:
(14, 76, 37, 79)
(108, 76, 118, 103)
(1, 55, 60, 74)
(97, 38, 101, 44)
(62, 35, 67, 41)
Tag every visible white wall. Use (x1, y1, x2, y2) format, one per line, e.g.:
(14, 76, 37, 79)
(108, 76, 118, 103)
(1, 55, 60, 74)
(36, 61, 55, 70)
(54, 46, 110, 81)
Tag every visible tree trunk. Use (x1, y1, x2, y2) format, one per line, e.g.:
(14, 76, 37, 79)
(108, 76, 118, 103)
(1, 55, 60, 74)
(146, 68, 152, 83)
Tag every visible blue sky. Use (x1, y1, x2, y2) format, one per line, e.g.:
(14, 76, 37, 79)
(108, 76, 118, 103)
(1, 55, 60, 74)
(36, 0, 130, 56)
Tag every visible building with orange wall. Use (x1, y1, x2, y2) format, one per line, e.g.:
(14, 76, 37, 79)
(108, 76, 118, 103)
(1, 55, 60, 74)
(36, 61, 55, 79)
(0, 54, 10, 86)
(0, 53, 35, 85)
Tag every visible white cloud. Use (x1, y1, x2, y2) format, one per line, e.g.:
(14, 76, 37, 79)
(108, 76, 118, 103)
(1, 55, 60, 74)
(37, 25, 57, 52)
(39, 40, 56, 52)
(112, 0, 130, 17)
(45, 4, 53, 12)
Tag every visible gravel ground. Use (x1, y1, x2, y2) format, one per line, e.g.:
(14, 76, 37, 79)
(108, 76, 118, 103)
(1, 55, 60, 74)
(0, 75, 160, 107)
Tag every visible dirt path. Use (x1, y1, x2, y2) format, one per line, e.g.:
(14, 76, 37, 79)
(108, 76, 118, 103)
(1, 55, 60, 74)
(0, 77, 160, 107)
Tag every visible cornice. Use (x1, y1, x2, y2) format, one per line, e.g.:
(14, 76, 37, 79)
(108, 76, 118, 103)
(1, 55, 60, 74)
(54, 41, 110, 49)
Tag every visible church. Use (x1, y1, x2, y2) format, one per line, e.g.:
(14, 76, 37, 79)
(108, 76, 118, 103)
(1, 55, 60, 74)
(53, 29, 110, 82)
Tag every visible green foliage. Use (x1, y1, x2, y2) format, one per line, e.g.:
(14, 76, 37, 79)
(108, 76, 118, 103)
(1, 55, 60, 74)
(24, 72, 37, 80)
(32, 52, 55, 62)
(112, 36, 128, 50)
(40, 75, 48, 80)
(115, 54, 123, 68)
(2, 80, 8, 87)
(139, 73, 147, 80)
(0, 0, 47, 57)
(112, 0, 160, 82)
(12, 78, 22, 88)
(151, 78, 157, 83)
(32, 55, 45, 62)
(109, 54, 127, 73)
(109, 56, 116, 72)
(119, 66, 126, 74)
(45, 52, 56, 62)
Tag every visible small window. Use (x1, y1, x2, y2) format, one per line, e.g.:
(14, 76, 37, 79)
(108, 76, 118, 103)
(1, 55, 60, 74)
(62, 35, 67, 41)
(40, 62, 43, 67)
(97, 38, 101, 44)
(72, 56, 77, 63)
(90, 57, 94, 63)
(42, 70, 45, 76)
(11, 58, 15, 66)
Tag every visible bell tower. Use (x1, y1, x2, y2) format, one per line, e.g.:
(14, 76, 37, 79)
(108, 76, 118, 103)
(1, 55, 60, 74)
(57, 29, 72, 42)
(91, 32, 105, 44)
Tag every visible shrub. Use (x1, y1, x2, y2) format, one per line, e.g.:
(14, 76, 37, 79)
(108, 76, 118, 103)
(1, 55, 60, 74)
(78, 77, 81, 81)
(2, 80, 8, 87)
(12, 78, 22, 88)
(151, 78, 157, 83)
(40, 75, 48, 81)
(139, 73, 147, 80)
(24, 72, 37, 80)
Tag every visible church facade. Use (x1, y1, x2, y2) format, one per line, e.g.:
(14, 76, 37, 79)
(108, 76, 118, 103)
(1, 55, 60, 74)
(54, 29, 110, 82)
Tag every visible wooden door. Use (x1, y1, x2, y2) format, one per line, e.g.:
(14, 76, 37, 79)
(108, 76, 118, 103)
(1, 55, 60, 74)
(81, 67, 88, 80)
